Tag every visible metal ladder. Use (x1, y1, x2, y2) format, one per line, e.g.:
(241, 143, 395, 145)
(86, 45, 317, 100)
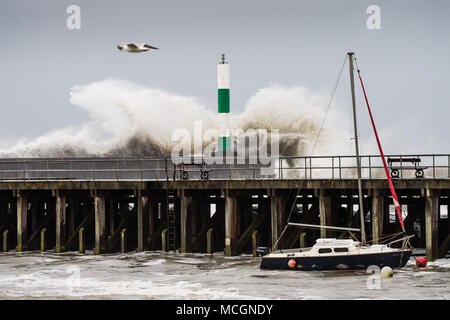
(166, 190, 176, 251)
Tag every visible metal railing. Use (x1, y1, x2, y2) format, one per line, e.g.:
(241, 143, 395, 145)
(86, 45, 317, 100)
(0, 154, 448, 181)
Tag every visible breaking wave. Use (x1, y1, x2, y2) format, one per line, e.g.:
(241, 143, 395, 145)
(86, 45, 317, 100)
(0, 78, 352, 159)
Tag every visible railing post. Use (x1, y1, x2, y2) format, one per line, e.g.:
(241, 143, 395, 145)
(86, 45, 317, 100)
(304, 157, 307, 179)
(400, 155, 403, 179)
(339, 156, 342, 179)
(368, 156, 372, 179)
(433, 155, 435, 178)
(309, 157, 312, 179)
(332, 157, 335, 179)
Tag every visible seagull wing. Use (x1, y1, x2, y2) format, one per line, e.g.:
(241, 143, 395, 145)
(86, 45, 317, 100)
(143, 44, 159, 50)
(126, 43, 139, 49)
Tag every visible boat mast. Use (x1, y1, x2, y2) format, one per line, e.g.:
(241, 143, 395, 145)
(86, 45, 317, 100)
(348, 52, 366, 246)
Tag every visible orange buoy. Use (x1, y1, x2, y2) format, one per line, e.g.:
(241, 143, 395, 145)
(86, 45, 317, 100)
(416, 257, 427, 267)
(288, 259, 296, 269)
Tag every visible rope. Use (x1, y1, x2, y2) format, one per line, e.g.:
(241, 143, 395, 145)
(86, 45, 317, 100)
(272, 54, 348, 251)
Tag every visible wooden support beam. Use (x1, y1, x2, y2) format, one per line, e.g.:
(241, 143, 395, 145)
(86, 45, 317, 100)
(121, 229, 127, 253)
(79, 227, 85, 253)
(16, 194, 28, 252)
(252, 231, 259, 257)
(371, 189, 384, 244)
(55, 193, 66, 253)
(207, 228, 214, 254)
(319, 190, 332, 238)
(271, 194, 286, 250)
(161, 228, 168, 252)
(180, 193, 191, 253)
(40, 228, 47, 252)
(94, 195, 106, 254)
(2, 230, 8, 252)
(299, 232, 307, 248)
(425, 189, 439, 261)
(224, 195, 238, 256)
(137, 193, 149, 252)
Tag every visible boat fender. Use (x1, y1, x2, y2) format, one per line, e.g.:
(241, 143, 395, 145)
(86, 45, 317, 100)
(380, 266, 393, 278)
(288, 259, 296, 269)
(416, 257, 427, 268)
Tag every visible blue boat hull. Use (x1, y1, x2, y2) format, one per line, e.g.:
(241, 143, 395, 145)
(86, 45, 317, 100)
(260, 250, 412, 271)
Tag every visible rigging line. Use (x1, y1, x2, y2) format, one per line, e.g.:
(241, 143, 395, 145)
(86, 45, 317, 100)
(311, 54, 348, 154)
(272, 54, 348, 251)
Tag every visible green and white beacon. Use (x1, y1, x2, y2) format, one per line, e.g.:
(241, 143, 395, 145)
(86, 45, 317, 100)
(217, 54, 231, 152)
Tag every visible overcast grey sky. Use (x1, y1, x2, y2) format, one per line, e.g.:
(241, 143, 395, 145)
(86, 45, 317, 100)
(0, 0, 449, 153)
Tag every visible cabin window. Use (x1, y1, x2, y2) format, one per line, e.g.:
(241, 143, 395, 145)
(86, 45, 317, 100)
(318, 248, 332, 254)
(334, 247, 349, 253)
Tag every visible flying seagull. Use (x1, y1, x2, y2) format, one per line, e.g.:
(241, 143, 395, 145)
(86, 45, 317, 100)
(117, 43, 159, 53)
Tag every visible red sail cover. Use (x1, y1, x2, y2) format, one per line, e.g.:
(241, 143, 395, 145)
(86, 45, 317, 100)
(357, 71, 405, 230)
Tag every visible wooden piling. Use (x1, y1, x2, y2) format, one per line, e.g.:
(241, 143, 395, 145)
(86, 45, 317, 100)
(121, 228, 127, 253)
(180, 193, 192, 254)
(300, 232, 307, 248)
(319, 190, 332, 238)
(371, 189, 384, 244)
(270, 193, 287, 250)
(225, 195, 238, 256)
(79, 227, 85, 254)
(207, 228, 214, 254)
(252, 230, 259, 257)
(55, 194, 66, 253)
(94, 195, 106, 254)
(2, 230, 8, 252)
(137, 193, 149, 252)
(40, 228, 47, 252)
(16, 194, 28, 252)
(161, 229, 168, 252)
(425, 189, 439, 261)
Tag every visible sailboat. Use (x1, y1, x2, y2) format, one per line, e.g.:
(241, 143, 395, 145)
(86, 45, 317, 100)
(260, 53, 413, 271)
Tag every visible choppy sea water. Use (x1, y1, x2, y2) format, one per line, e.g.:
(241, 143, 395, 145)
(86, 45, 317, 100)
(0, 251, 448, 300)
